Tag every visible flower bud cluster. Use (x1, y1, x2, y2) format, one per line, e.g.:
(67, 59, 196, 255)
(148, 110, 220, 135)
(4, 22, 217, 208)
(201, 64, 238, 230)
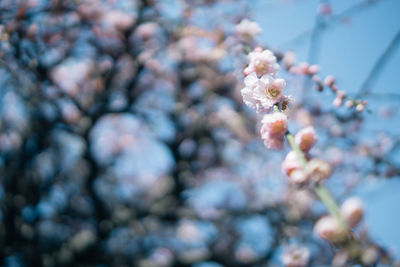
(314, 197, 364, 243)
(318, 74, 368, 112)
(282, 51, 368, 113)
(280, 126, 332, 186)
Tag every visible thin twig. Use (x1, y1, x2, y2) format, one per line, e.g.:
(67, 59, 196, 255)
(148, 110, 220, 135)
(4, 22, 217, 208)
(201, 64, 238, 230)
(302, 0, 325, 100)
(279, 0, 381, 48)
(355, 29, 400, 98)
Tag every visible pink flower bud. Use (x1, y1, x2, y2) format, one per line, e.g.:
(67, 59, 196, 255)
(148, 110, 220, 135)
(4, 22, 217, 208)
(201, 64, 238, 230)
(260, 112, 287, 150)
(289, 169, 310, 185)
(308, 64, 320, 75)
(295, 126, 317, 153)
(356, 104, 364, 112)
(337, 90, 346, 98)
(314, 216, 348, 243)
(298, 62, 309, 75)
(333, 97, 342, 107)
(243, 67, 252, 76)
(282, 151, 302, 176)
(361, 247, 379, 265)
(318, 3, 332, 15)
(283, 51, 296, 70)
(260, 112, 288, 138)
(340, 197, 363, 228)
(312, 75, 321, 83)
(312, 75, 324, 91)
(324, 75, 335, 87)
(345, 100, 353, 108)
(289, 66, 299, 74)
(330, 84, 338, 92)
(305, 158, 332, 183)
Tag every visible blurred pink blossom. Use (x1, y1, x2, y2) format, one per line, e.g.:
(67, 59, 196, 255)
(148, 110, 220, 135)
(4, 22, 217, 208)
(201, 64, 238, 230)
(234, 19, 262, 39)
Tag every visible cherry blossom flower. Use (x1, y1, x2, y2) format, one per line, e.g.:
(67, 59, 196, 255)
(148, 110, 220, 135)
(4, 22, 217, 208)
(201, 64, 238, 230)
(244, 49, 279, 77)
(241, 73, 286, 113)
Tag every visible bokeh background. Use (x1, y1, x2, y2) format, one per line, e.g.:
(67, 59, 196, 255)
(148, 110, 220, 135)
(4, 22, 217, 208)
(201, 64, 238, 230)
(0, 0, 399, 266)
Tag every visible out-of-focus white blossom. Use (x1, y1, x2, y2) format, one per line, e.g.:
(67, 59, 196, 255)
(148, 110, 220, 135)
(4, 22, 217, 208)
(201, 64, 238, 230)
(280, 244, 310, 267)
(234, 19, 262, 40)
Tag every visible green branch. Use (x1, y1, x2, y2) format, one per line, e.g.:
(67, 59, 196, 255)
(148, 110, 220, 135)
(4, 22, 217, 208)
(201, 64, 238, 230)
(273, 105, 345, 228)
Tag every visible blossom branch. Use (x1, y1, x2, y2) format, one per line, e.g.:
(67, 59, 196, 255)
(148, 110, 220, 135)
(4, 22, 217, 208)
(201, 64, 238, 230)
(234, 19, 370, 265)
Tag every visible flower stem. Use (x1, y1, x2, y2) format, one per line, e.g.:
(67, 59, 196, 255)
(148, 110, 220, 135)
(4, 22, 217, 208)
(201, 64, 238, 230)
(314, 185, 345, 228)
(274, 104, 345, 226)
(285, 133, 307, 168)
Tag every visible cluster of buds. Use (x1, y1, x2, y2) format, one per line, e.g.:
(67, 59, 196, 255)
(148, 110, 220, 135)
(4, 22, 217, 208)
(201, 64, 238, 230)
(282, 52, 319, 76)
(316, 74, 368, 112)
(283, 154, 332, 187)
(289, 62, 320, 76)
(282, 51, 368, 113)
(282, 154, 332, 186)
(281, 125, 333, 186)
(314, 197, 363, 243)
